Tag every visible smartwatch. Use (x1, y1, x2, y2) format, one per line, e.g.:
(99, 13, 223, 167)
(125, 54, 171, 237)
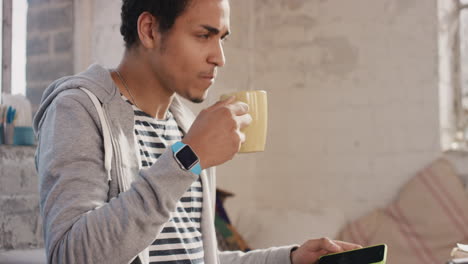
(171, 141, 202, 175)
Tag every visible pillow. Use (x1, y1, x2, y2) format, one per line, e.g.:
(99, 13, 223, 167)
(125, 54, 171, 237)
(337, 158, 468, 264)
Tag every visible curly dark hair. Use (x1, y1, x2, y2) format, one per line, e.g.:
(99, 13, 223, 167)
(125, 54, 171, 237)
(120, 0, 192, 49)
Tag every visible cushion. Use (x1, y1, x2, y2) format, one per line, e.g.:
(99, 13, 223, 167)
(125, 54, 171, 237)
(336, 158, 468, 264)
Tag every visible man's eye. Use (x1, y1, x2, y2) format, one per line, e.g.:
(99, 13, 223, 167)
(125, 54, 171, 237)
(198, 34, 210, 39)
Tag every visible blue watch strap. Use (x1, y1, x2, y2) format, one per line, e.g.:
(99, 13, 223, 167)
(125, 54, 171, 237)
(171, 141, 202, 175)
(171, 141, 185, 152)
(190, 162, 202, 176)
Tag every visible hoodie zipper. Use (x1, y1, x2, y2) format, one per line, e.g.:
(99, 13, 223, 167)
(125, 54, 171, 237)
(103, 106, 127, 192)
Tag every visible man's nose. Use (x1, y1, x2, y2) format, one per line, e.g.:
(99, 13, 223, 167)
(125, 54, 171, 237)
(207, 40, 226, 67)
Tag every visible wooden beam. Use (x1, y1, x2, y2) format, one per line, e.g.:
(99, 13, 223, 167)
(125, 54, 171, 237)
(453, 1, 464, 136)
(74, 0, 93, 73)
(461, 4, 468, 10)
(2, 0, 12, 96)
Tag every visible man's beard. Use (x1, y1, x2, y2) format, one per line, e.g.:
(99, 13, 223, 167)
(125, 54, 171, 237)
(188, 88, 210, 103)
(190, 97, 205, 104)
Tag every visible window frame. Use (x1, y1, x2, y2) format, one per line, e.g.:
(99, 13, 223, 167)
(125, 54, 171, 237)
(438, 0, 468, 152)
(1, 0, 12, 99)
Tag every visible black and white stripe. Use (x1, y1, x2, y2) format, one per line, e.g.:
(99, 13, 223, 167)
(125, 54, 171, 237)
(122, 95, 204, 264)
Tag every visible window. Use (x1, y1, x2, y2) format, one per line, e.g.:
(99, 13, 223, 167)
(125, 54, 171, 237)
(0, 0, 28, 98)
(439, 0, 468, 152)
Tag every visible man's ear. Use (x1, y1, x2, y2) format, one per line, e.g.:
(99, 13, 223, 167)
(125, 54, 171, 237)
(137, 12, 162, 49)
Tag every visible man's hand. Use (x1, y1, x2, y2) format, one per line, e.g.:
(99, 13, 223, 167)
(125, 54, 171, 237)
(183, 96, 252, 169)
(290, 237, 362, 264)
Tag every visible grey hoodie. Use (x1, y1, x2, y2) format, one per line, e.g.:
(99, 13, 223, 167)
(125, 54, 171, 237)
(33, 64, 295, 264)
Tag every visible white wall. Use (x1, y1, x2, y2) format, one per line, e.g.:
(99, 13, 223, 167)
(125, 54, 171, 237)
(74, 0, 468, 249)
(74, 0, 123, 72)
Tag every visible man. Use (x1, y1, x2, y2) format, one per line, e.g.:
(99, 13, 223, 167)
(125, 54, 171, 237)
(33, 0, 360, 263)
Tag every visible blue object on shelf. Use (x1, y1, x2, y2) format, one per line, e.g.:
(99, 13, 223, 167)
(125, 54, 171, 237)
(0, 124, 3, 144)
(6, 106, 16, 124)
(13, 126, 35, 146)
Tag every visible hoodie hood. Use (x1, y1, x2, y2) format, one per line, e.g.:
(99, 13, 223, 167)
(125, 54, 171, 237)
(33, 64, 196, 137)
(33, 64, 116, 136)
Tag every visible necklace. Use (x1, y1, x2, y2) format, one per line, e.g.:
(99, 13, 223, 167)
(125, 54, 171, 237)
(115, 69, 140, 109)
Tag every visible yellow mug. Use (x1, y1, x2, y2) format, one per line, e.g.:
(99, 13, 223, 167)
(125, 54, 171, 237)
(220, 90, 268, 153)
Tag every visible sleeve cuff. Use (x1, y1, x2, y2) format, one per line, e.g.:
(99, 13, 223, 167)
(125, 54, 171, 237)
(289, 246, 299, 264)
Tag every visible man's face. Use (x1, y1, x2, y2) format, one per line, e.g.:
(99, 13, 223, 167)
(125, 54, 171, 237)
(149, 0, 230, 103)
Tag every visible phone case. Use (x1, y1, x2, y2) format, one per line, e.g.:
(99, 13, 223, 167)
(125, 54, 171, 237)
(318, 244, 387, 264)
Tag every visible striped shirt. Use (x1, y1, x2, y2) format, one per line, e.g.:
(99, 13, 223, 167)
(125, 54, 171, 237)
(122, 95, 205, 264)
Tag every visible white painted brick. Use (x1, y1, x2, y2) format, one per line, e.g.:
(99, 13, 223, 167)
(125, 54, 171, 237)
(235, 206, 346, 249)
(93, 0, 121, 27)
(226, 0, 251, 50)
(92, 25, 124, 68)
(322, 108, 374, 155)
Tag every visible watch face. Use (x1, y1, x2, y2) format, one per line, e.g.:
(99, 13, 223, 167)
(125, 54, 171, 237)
(176, 145, 199, 170)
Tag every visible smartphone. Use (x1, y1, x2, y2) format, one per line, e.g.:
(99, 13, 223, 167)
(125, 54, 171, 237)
(318, 244, 387, 264)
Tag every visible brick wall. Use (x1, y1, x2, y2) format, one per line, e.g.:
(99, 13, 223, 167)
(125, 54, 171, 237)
(0, 146, 41, 250)
(0, 0, 74, 251)
(245, 0, 441, 247)
(26, 0, 74, 112)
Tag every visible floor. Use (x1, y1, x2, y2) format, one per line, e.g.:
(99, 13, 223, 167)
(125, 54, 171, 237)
(0, 249, 46, 264)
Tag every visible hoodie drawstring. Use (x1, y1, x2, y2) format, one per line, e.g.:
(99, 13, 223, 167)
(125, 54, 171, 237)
(80, 88, 113, 182)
